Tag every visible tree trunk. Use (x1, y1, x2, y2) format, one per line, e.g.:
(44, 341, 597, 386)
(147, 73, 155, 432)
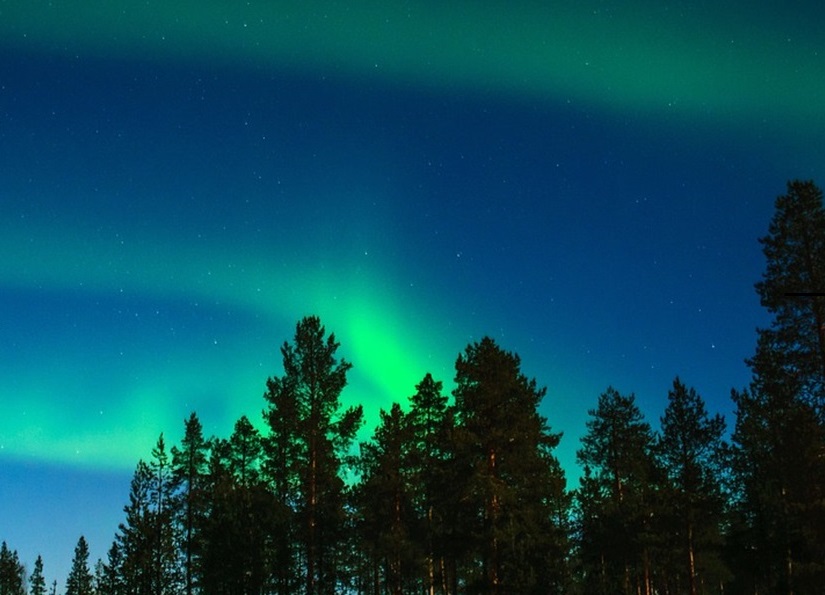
(687, 522, 697, 595)
(643, 548, 652, 595)
(306, 434, 317, 595)
(394, 488, 402, 595)
(487, 447, 500, 594)
(427, 505, 435, 595)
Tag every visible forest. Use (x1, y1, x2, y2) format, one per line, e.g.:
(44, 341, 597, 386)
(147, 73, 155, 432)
(2, 180, 824, 595)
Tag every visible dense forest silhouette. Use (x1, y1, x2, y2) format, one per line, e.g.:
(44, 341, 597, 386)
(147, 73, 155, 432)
(2, 180, 824, 595)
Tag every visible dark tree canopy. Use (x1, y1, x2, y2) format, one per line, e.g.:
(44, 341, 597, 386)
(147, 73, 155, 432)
(576, 387, 657, 595)
(657, 378, 729, 595)
(452, 337, 567, 594)
(731, 180, 825, 594)
(750, 179, 825, 415)
(0, 542, 26, 595)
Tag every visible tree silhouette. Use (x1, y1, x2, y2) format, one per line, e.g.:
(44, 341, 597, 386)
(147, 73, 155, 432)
(576, 387, 657, 595)
(657, 378, 728, 594)
(263, 316, 364, 594)
(171, 412, 208, 595)
(29, 555, 47, 595)
(0, 542, 26, 595)
(452, 337, 568, 594)
(65, 536, 93, 595)
(732, 180, 825, 594)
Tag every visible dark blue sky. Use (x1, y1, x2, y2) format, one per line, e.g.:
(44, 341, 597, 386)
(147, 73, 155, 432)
(1, 0, 823, 585)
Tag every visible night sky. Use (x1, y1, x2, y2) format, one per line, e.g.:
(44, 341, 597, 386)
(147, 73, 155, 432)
(1, 0, 824, 585)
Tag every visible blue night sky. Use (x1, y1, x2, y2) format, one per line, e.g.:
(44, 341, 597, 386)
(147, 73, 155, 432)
(1, 0, 824, 585)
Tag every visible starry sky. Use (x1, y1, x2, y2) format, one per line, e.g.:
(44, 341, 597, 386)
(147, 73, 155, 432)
(1, 0, 824, 586)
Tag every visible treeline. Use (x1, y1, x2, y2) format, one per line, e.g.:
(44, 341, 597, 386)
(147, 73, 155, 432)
(3, 180, 825, 595)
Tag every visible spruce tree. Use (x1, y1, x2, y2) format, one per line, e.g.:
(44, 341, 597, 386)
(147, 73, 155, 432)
(117, 460, 155, 595)
(92, 559, 105, 595)
(29, 555, 46, 595)
(148, 434, 179, 594)
(0, 542, 26, 595)
(171, 412, 208, 595)
(66, 536, 93, 595)
(98, 542, 125, 595)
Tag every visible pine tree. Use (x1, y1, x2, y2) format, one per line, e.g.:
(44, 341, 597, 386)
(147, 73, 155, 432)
(117, 460, 155, 595)
(229, 416, 276, 594)
(452, 337, 568, 594)
(199, 438, 236, 595)
(750, 180, 825, 416)
(66, 536, 93, 595)
(657, 378, 728, 594)
(92, 559, 105, 595)
(171, 412, 208, 595)
(98, 542, 124, 595)
(576, 387, 657, 595)
(731, 180, 825, 594)
(405, 373, 452, 595)
(228, 415, 262, 488)
(148, 434, 179, 594)
(262, 363, 301, 595)
(730, 386, 825, 594)
(200, 429, 282, 595)
(263, 316, 364, 594)
(0, 542, 26, 595)
(29, 555, 47, 595)
(356, 402, 417, 595)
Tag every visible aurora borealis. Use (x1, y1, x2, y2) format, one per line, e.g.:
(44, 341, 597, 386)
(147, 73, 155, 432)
(1, 0, 824, 585)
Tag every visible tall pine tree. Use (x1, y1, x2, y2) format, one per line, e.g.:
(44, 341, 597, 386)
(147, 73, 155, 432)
(117, 460, 156, 595)
(731, 180, 825, 594)
(148, 434, 179, 594)
(406, 373, 453, 595)
(657, 378, 728, 594)
(263, 316, 364, 595)
(356, 402, 417, 595)
(171, 412, 208, 595)
(750, 180, 825, 416)
(576, 387, 658, 595)
(452, 337, 568, 594)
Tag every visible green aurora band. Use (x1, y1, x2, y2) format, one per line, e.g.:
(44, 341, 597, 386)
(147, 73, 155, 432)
(1, 216, 452, 469)
(1, 0, 823, 131)
(2, 0, 823, 470)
